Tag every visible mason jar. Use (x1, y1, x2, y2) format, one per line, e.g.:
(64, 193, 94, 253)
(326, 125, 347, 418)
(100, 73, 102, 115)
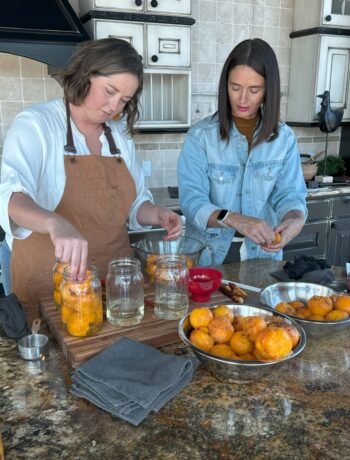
(154, 255, 189, 320)
(106, 258, 144, 327)
(60, 264, 103, 337)
(53, 260, 69, 307)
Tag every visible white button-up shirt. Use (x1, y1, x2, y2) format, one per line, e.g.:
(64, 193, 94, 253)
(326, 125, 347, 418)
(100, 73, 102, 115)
(0, 98, 153, 249)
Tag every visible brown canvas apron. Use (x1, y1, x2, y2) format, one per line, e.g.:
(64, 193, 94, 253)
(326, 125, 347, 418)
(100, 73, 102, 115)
(11, 108, 136, 306)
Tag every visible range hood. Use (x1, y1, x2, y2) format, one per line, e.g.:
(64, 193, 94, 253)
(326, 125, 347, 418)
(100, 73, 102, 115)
(0, 0, 90, 68)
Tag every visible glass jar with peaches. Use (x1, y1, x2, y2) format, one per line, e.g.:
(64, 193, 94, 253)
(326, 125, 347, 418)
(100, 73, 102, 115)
(53, 260, 69, 307)
(60, 264, 103, 337)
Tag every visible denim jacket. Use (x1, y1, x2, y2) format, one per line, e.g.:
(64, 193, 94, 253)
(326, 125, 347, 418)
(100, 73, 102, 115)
(177, 114, 307, 266)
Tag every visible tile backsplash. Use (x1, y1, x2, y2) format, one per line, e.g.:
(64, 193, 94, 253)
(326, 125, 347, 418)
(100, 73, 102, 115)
(0, 0, 340, 187)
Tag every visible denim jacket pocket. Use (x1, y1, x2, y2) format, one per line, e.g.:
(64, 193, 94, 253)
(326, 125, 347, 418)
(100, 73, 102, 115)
(208, 164, 239, 207)
(253, 163, 283, 202)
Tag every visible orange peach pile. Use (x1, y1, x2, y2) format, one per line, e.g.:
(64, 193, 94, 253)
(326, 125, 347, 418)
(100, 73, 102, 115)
(275, 294, 350, 321)
(188, 305, 300, 362)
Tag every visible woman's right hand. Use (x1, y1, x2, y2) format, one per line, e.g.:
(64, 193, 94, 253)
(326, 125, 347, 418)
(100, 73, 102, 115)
(8, 192, 88, 278)
(225, 212, 276, 246)
(46, 214, 88, 279)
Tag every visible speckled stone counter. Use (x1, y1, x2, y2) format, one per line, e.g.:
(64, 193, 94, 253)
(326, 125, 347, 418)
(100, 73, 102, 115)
(1, 260, 350, 460)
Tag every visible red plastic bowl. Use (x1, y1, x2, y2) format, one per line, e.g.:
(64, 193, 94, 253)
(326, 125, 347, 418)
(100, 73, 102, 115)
(188, 268, 222, 302)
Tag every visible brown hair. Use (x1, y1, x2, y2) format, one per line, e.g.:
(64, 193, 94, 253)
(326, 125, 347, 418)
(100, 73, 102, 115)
(216, 38, 280, 147)
(58, 38, 143, 135)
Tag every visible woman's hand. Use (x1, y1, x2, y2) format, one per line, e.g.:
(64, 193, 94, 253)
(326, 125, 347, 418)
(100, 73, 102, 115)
(225, 212, 276, 245)
(157, 208, 183, 240)
(136, 201, 183, 240)
(46, 214, 88, 278)
(262, 211, 305, 253)
(8, 193, 88, 278)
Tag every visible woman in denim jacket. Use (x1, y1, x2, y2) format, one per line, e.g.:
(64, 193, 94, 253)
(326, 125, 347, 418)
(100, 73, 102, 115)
(177, 38, 307, 266)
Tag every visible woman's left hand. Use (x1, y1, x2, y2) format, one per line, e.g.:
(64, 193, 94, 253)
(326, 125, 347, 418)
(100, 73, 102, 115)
(158, 208, 183, 240)
(262, 214, 305, 252)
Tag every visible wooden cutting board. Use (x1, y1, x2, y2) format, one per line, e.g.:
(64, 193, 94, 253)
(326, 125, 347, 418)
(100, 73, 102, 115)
(39, 290, 244, 369)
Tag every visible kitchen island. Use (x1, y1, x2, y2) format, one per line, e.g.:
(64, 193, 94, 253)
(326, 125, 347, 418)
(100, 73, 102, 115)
(1, 259, 350, 460)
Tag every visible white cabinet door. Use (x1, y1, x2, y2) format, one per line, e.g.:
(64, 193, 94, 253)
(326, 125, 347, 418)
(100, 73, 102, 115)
(146, 25, 190, 67)
(316, 36, 350, 118)
(287, 34, 350, 122)
(145, 0, 191, 15)
(85, 19, 144, 57)
(323, 0, 350, 27)
(79, 0, 143, 15)
(79, 0, 191, 15)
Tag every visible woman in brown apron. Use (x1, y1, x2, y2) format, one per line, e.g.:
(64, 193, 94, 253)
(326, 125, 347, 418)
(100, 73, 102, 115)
(1, 38, 182, 307)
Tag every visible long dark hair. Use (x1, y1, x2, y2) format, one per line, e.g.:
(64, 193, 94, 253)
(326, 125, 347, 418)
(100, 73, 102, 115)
(58, 38, 143, 136)
(217, 38, 280, 146)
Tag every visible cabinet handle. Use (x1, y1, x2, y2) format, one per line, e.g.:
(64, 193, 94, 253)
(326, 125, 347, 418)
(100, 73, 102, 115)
(325, 14, 332, 21)
(151, 55, 158, 62)
(135, 0, 142, 5)
(151, 0, 158, 7)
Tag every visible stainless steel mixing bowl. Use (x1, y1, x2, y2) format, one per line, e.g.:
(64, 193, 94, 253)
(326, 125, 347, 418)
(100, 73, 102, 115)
(260, 282, 350, 337)
(178, 303, 306, 383)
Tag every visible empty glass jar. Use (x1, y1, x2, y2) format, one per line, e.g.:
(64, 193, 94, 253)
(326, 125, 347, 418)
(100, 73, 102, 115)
(154, 255, 189, 320)
(60, 264, 103, 337)
(106, 258, 144, 327)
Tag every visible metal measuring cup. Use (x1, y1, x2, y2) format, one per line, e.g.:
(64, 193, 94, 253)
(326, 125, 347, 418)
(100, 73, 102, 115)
(18, 319, 49, 361)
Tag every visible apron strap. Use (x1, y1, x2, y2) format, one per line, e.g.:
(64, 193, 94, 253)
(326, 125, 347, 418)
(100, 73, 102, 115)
(102, 123, 122, 163)
(63, 100, 122, 163)
(64, 99, 77, 159)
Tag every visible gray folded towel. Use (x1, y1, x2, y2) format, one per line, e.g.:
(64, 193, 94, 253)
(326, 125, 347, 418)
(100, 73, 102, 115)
(70, 337, 199, 426)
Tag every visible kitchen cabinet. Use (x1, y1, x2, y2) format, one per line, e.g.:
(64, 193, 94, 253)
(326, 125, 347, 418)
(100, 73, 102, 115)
(293, 0, 350, 29)
(284, 194, 350, 265)
(286, 34, 350, 123)
(328, 196, 350, 265)
(83, 20, 191, 67)
(79, 0, 193, 130)
(79, 0, 191, 16)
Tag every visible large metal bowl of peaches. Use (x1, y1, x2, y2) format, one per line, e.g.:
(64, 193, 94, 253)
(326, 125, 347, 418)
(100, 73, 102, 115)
(178, 303, 306, 382)
(260, 282, 350, 337)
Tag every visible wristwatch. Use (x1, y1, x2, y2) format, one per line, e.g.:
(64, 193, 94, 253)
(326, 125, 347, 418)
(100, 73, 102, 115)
(217, 209, 231, 228)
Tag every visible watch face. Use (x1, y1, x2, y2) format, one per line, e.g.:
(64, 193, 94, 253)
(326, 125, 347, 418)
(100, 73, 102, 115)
(217, 209, 229, 221)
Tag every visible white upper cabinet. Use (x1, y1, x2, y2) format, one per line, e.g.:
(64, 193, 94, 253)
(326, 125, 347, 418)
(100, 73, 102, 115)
(78, 0, 193, 129)
(286, 34, 350, 123)
(146, 24, 190, 67)
(84, 20, 144, 56)
(145, 0, 191, 15)
(293, 0, 350, 29)
(79, 0, 191, 16)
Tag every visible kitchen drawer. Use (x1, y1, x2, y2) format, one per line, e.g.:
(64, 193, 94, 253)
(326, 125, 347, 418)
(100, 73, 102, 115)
(79, 0, 191, 15)
(306, 199, 330, 221)
(85, 19, 144, 56)
(331, 196, 350, 218)
(146, 24, 191, 67)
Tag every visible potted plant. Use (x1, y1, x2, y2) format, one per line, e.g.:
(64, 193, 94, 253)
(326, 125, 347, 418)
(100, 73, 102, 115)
(316, 155, 346, 177)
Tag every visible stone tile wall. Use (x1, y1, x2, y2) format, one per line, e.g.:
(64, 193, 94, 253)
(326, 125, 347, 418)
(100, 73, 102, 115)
(0, 0, 340, 187)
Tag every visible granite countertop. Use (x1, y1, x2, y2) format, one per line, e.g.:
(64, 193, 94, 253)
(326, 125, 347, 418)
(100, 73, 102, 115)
(1, 260, 350, 459)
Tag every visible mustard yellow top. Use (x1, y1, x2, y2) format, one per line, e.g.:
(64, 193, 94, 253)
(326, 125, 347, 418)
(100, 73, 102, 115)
(233, 114, 259, 150)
